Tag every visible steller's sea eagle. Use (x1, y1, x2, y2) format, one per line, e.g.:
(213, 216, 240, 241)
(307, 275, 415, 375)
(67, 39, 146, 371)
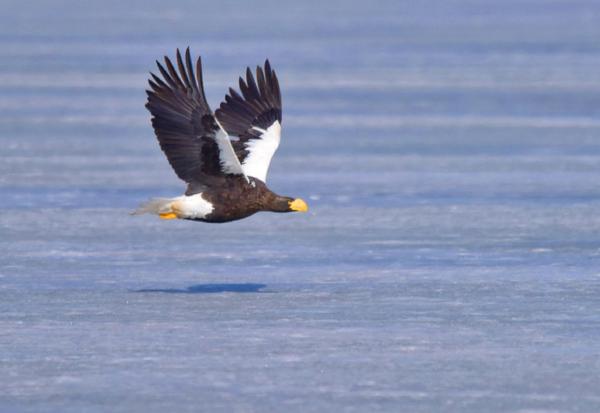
(133, 48, 308, 223)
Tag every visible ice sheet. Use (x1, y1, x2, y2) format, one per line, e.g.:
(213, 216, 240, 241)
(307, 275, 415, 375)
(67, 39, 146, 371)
(2, 1, 600, 412)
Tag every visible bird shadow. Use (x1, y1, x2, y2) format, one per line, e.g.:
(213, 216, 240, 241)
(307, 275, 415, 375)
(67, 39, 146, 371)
(133, 283, 268, 294)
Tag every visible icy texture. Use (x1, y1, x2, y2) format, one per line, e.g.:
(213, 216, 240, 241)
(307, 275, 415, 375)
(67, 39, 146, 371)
(2, 1, 600, 412)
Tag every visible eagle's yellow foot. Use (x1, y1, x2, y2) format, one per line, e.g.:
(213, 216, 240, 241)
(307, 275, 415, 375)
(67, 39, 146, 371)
(159, 212, 178, 220)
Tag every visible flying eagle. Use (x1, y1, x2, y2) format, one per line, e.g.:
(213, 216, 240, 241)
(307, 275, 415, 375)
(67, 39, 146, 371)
(134, 48, 308, 223)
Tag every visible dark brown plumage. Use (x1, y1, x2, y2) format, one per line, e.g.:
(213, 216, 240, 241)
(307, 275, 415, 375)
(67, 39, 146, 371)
(199, 178, 296, 223)
(135, 48, 307, 223)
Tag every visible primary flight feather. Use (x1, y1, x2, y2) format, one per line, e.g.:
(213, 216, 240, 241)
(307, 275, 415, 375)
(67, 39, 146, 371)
(134, 48, 308, 223)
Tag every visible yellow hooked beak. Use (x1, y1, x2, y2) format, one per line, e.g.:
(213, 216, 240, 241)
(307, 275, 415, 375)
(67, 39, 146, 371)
(289, 198, 308, 212)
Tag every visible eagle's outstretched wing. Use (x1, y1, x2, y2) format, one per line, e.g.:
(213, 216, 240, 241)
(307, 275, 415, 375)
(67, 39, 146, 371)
(215, 61, 282, 183)
(145, 48, 245, 186)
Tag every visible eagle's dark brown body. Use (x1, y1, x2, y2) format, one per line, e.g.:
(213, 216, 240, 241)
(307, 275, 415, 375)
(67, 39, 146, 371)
(191, 177, 293, 223)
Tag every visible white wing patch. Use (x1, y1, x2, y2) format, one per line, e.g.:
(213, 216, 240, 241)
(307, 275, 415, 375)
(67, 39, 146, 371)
(241, 120, 281, 182)
(214, 119, 247, 179)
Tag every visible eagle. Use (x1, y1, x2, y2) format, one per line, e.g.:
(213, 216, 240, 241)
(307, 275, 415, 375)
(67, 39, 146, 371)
(134, 48, 308, 223)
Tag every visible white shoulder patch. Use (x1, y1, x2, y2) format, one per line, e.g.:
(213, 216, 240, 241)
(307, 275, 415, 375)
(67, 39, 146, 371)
(214, 119, 247, 178)
(241, 120, 281, 182)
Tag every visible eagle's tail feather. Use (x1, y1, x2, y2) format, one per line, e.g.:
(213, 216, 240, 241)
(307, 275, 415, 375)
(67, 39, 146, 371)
(131, 198, 177, 219)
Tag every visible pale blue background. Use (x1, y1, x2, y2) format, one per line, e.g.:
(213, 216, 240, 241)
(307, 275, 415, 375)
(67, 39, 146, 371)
(2, 1, 600, 412)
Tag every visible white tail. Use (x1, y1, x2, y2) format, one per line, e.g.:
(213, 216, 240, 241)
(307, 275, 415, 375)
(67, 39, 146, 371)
(131, 194, 213, 220)
(131, 198, 174, 216)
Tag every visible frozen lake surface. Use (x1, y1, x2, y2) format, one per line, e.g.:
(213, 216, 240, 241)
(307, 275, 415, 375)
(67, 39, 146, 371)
(2, 1, 600, 411)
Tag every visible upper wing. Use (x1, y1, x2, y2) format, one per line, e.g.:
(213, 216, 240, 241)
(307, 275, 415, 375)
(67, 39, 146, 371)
(145, 48, 245, 185)
(215, 60, 282, 183)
